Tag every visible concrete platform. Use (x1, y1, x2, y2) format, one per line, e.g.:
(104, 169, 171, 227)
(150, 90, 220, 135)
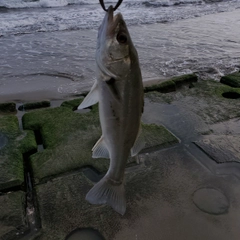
(0, 76, 240, 240)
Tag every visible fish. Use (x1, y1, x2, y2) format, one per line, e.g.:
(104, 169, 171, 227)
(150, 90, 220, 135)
(78, 5, 144, 215)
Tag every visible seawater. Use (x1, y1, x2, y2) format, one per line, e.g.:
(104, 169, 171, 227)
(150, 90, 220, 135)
(1, 0, 240, 36)
(0, 0, 240, 98)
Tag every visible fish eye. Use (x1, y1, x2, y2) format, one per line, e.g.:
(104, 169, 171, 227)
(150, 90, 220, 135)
(117, 33, 128, 44)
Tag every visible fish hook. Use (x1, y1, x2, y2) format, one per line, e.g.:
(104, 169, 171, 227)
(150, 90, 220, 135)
(99, 0, 123, 12)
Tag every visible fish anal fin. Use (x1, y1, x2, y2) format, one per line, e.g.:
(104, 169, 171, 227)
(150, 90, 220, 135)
(92, 136, 110, 159)
(86, 177, 126, 215)
(78, 80, 99, 109)
(131, 125, 145, 157)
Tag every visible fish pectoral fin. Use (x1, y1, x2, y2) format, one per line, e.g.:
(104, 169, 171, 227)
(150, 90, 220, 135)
(92, 136, 110, 159)
(86, 177, 126, 215)
(78, 80, 99, 109)
(131, 124, 145, 157)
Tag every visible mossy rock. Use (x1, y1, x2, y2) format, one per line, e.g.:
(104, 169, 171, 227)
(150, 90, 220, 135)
(22, 99, 178, 183)
(0, 102, 16, 113)
(60, 98, 83, 111)
(146, 80, 240, 124)
(0, 191, 27, 239)
(22, 102, 107, 183)
(144, 91, 174, 104)
(198, 80, 240, 98)
(144, 80, 176, 93)
(18, 101, 50, 111)
(220, 72, 240, 88)
(144, 74, 197, 93)
(171, 74, 197, 87)
(0, 116, 37, 191)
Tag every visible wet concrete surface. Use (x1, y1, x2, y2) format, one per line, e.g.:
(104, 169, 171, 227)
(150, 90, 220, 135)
(0, 79, 240, 239)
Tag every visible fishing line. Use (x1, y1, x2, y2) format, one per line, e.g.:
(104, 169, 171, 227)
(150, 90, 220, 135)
(99, 0, 123, 12)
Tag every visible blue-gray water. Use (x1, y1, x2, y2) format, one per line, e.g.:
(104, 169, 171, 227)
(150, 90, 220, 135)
(0, 0, 240, 100)
(1, 0, 240, 36)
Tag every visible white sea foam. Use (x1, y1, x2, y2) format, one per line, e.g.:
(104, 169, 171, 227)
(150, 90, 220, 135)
(0, 3, 240, 97)
(1, 0, 240, 37)
(0, 0, 98, 8)
(0, 0, 235, 9)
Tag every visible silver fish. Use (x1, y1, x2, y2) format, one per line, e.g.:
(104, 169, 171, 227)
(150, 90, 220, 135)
(78, 6, 144, 215)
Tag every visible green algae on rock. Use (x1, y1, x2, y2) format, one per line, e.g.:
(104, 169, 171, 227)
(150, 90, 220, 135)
(144, 74, 197, 93)
(35, 172, 112, 240)
(22, 104, 108, 183)
(144, 80, 176, 93)
(22, 98, 179, 183)
(0, 116, 37, 191)
(220, 72, 240, 88)
(171, 74, 197, 87)
(0, 102, 16, 114)
(0, 102, 16, 113)
(60, 98, 84, 111)
(146, 80, 240, 124)
(194, 80, 240, 100)
(0, 191, 27, 239)
(144, 91, 174, 104)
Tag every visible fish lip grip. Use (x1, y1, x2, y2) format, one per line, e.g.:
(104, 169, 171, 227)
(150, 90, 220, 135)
(99, 0, 123, 12)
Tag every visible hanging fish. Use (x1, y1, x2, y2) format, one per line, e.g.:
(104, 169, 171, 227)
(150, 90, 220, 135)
(78, 4, 144, 215)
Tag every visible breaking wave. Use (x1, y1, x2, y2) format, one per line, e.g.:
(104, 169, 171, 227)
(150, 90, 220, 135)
(0, 0, 240, 37)
(0, 0, 234, 9)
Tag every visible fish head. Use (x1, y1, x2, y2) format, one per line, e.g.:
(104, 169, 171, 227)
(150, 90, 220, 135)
(97, 6, 138, 78)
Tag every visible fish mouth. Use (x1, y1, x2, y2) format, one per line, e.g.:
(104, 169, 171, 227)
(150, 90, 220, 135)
(99, 5, 123, 39)
(96, 6, 126, 78)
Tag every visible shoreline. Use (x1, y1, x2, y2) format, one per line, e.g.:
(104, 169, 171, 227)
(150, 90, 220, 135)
(0, 71, 238, 103)
(0, 76, 168, 103)
(1, 71, 239, 106)
(1, 8, 240, 102)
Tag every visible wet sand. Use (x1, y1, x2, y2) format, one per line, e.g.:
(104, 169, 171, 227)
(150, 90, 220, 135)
(1, 9, 240, 102)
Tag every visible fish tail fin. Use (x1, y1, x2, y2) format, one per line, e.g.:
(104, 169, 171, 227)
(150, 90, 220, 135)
(86, 177, 126, 215)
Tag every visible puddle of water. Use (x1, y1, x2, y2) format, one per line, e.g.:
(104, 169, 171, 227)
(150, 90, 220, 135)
(0, 132, 8, 149)
(222, 92, 240, 99)
(37, 144, 44, 152)
(142, 99, 207, 143)
(65, 228, 105, 240)
(82, 167, 104, 183)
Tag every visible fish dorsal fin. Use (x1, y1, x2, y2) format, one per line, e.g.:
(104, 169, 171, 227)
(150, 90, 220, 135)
(92, 136, 110, 159)
(131, 125, 145, 157)
(78, 80, 99, 109)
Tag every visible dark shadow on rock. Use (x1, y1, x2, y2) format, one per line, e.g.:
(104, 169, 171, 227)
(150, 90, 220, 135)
(65, 228, 105, 240)
(18, 101, 50, 111)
